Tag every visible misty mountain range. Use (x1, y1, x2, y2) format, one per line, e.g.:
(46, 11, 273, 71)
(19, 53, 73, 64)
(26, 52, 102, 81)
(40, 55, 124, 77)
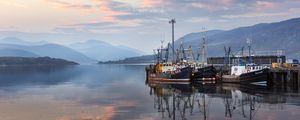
(0, 37, 143, 64)
(69, 40, 143, 61)
(175, 17, 300, 59)
(108, 17, 300, 63)
(1, 17, 300, 64)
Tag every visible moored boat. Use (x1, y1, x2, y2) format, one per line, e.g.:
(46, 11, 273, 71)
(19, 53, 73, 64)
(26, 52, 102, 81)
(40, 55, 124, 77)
(171, 65, 193, 80)
(222, 64, 269, 83)
(146, 62, 193, 82)
(192, 66, 218, 82)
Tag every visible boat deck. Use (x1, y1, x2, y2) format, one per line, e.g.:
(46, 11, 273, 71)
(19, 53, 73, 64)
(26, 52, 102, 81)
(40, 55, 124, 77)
(222, 75, 239, 79)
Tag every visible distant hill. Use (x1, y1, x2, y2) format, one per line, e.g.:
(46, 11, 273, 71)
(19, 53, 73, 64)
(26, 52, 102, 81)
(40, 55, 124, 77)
(176, 17, 300, 59)
(70, 40, 143, 61)
(0, 37, 47, 45)
(0, 48, 39, 57)
(110, 17, 300, 63)
(99, 55, 154, 64)
(0, 57, 78, 66)
(28, 44, 96, 64)
(0, 40, 96, 64)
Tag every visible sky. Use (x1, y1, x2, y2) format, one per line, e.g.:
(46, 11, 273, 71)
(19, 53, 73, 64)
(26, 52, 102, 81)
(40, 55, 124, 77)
(0, 0, 300, 53)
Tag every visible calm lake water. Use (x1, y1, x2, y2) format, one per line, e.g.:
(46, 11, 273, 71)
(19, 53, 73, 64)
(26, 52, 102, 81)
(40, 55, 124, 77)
(0, 64, 300, 120)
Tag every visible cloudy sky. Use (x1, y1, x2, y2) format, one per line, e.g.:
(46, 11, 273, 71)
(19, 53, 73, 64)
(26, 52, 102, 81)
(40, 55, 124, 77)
(0, 0, 299, 53)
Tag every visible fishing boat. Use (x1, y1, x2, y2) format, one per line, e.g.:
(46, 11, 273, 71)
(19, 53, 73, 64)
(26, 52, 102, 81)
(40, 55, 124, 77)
(192, 66, 218, 81)
(149, 62, 193, 81)
(221, 38, 270, 83)
(171, 65, 193, 79)
(222, 64, 269, 83)
(190, 29, 219, 82)
(146, 19, 194, 82)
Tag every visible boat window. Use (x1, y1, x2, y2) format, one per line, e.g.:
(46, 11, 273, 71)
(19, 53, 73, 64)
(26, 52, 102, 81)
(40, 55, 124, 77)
(252, 67, 255, 70)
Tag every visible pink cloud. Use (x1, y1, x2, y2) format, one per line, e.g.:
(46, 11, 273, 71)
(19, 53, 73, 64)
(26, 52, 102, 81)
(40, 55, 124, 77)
(94, 0, 131, 22)
(190, 0, 235, 11)
(255, 1, 279, 12)
(142, 0, 164, 8)
(46, 0, 139, 29)
(98, 106, 117, 120)
(46, 0, 93, 9)
(220, 0, 234, 6)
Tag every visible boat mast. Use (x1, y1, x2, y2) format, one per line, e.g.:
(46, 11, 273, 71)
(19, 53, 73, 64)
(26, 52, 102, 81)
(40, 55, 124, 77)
(161, 33, 165, 50)
(177, 38, 186, 63)
(157, 48, 160, 63)
(161, 35, 164, 63)
(153, 49, 157, 64)
(247, 38, 252, 64)
(201, 27, 207, 66)
(188, 45, 195, 64)
(169, 18, 176, 63)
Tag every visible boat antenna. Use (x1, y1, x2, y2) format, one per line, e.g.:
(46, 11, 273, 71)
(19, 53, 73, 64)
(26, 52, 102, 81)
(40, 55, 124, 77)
(169, 18, 176, 63)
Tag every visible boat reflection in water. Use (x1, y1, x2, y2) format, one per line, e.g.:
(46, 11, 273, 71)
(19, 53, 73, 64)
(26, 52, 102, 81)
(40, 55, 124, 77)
(147, 81, 300, 120)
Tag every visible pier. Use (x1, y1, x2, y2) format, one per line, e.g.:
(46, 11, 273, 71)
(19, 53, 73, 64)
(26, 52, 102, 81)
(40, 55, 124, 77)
(268, 68, 300, 90)
(146, 64, 300, 89)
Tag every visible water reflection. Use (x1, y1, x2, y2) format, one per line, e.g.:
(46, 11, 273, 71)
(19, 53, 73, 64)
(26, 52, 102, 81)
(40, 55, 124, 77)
(0, 64, 299, 120)
(147, 82, 300, 120)
(0, 65, 151, 120)
(0, 66, 78, 88)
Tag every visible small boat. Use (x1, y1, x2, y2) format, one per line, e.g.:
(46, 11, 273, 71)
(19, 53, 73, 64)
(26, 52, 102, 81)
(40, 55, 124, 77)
(192, 66, 218, 81)
(222, 64, 269, 83)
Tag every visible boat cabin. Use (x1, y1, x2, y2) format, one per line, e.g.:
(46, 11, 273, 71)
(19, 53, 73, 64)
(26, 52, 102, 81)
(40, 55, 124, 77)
(231, 64, 268, 76)
(157, 62, 190, 73)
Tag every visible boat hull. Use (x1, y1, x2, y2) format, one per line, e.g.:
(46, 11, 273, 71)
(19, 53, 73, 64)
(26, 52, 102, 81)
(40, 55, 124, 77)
(192, 66, 218, 81)
(146, 66, 193, 82)
(171, 66, 193, 80)
(222, 68, 269, 83)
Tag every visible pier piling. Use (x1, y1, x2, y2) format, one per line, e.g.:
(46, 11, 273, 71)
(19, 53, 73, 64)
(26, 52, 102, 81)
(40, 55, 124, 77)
(298, 71, 300, 91)
(267, 68, 300, 89)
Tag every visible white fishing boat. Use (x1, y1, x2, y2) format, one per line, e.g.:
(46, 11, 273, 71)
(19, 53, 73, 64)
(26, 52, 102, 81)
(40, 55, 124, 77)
(222, 64, 270, 83)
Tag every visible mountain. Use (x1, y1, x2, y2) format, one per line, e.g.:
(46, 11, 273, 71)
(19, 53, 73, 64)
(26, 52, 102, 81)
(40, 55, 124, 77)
(27, 44, 96, 64)
(0, 43, 96, 64)
(174, 30, 224, 49)
(174, 17, 300, 59)
(70, 40, 143, 61)
(99, 55, 154, 64)
(111, 17, 300, 63)
(0, 48, 39, 57)
(0, 37, 47, 45)
(0, 57, 78, 66)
